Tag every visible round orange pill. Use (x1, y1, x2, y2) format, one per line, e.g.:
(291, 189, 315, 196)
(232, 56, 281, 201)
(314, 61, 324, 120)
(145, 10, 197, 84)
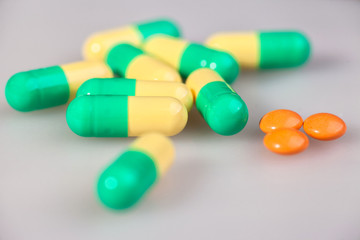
(303, 113, 346, 140)
(263, 128, 309, 155)
(259, 109, 303, 133)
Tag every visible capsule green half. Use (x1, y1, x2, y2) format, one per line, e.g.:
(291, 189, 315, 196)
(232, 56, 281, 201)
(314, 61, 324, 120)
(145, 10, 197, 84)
(186, 68, 248, 135)
(137, 19, 181, 40)
(66, 95, 128, 137)
(76, 78, 136, 97)
(5, 61, 114, 112)
(97, 150, 157, 209)
(180, 43, 240, 84)
(97, 132, 174, 209)
(5, 66, 69, 112)
(196, 81, 248, 135)
(259, 32, 311, 68)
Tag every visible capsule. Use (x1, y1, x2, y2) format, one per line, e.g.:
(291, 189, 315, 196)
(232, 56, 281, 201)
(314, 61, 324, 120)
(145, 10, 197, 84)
(97, 133, 174, 209)
(83, 18, 181, 61)
(143, 35, 239, 84)
(206, 31, 311, 69)
(5, 61, 113, 112)
(76, 78, 193, 111)
(66, 95, 187, 137)
(186, 69, 248, 135)
(106, 43, 182, 82)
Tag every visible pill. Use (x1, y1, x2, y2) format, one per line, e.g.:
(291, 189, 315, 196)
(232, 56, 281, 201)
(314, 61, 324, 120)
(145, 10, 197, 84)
(76, 78, 193, 111)
(260, 109, 303, 133)
(83, 19, 181, 61)
(143, 35, 239, 84)
(106, 43, 182, 82)
(206, 31, 311, 69)
(186, 69, 248, 135)
(303, 113, 346, 140)
(66, 95, 187, 137)
(5, 61, 113, 112)
(263, 128, 309, 155)
(97, 132, 174, 209)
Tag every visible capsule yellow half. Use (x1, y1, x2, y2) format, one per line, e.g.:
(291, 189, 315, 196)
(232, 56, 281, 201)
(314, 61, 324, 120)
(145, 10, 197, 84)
(206, 32, 259, 69)
(129, 133, 175, 176)
(126, 55, 181, 82)
(128, 97, 187, 136)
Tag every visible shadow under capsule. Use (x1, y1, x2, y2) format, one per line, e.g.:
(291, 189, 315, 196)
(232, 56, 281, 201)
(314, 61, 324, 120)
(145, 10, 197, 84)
(182, 107, 214, 135)
(139, 157, 209, 212)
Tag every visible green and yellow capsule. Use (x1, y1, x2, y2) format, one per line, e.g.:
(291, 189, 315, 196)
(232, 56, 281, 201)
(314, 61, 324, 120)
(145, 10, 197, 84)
(66, 95, 188, 137)
(5, 61, 113, 112)
(83, 18, 181, 61)
(76, 78, 193, 111)
(97, 132, 174, 209)
(106, 43, 182, 82)
(186, 69, 248, 135)
(206, 31, 311, 69)
(143, 35, 239, 84)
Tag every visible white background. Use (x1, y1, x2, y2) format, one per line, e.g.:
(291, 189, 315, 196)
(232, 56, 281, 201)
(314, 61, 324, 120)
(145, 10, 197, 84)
(0, 0, 360, 239)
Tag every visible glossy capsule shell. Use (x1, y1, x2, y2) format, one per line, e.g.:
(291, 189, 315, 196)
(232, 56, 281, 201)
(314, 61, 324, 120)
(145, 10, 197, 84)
(66, 95, 187, 137)
(186, 69, 248, 135)
(5, 61, 113, 112)
(260, 109, 303, 133)
(106, 43, 182, 82)
(303, 113, 346, 140)
(143, 35, 239, 84)
(97, 133, 174, 209)
(76, 78, 193, 111)
(263, 128, 309, 155)
(83, 19, 181, 61)
(206, 31, 311, 69)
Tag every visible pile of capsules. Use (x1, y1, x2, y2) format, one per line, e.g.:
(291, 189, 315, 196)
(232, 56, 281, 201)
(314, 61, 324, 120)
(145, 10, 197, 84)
(6, 18, 335, 210)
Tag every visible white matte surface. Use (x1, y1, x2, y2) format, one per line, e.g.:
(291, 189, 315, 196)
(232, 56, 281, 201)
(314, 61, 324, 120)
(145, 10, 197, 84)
(1, 0, 360, 239)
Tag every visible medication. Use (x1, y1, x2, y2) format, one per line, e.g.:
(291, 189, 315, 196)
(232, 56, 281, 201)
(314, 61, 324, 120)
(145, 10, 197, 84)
(260, 109, 303, 133)
(143, 35, 239, 84)
(186, 69, 248, 135)
(263, 128, 309, 155)
(83, 19, 181, 61)
(206, 31, 311, 69)
(76, 78, 193, 111)
(106, 43, 182, 82)
(66, 95, 187, 137)
(97, 133, 174, 209)
(5, 61, 113, 112)
(303, 113, 346, 140)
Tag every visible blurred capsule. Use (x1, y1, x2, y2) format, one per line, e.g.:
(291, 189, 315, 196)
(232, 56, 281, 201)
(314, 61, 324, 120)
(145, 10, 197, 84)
(206, 31, 311, 69)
